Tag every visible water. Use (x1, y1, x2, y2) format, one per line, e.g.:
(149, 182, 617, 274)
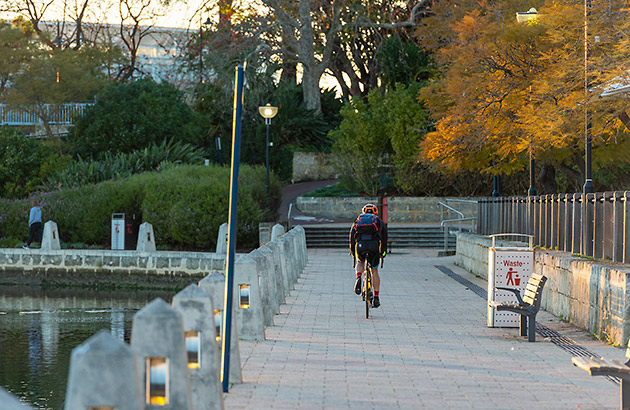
(0, 286, 174, 410)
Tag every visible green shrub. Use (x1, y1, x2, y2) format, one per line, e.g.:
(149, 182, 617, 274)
(44, 139, 205, 190)
(69, 79, 203, 157)
(0, 164, 281, 250)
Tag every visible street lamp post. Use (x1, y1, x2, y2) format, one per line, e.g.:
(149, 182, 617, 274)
(258, 103, 278, 196)
(516, 7, 539, 196)
(583, 0, 594, 194)
(199, 17, 211, 84)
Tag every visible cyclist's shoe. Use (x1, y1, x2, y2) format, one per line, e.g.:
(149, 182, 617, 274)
(354, 276, 362, 295)
(373, 296, 380, 308)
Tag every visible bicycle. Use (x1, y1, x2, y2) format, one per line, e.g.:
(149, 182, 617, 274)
(360, 251, 375, 319)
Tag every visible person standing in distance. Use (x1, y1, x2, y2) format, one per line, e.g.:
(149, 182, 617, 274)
(23, 199, 42, 249)
(349, 203, 387, 308)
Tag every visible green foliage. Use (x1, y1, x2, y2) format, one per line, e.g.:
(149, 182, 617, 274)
(376, 36, 432, 87)
(0, 164, 281, 250)
(330, 84, 431, 196)
(0, 18, 38, 98)
(0, 127, 55, 198)
(45, 139, 205, 189)
(69, 79, 203, 157)
(303, 182, 359, 197)
(196, 79, 342, 182)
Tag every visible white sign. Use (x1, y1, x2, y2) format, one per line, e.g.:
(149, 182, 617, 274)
(487, 248, 534, 327)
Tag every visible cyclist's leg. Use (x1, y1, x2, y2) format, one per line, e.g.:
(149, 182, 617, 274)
(370, 253, 381, 292)
(354, 253, 365, 295)
(372, 268, 380, 292)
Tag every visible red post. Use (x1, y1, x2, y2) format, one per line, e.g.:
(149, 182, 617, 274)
(382, 197, 388, 224)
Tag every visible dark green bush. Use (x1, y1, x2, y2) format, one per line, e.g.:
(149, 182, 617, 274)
(0, 164, 281, 250)
(69, 79, 203, 157)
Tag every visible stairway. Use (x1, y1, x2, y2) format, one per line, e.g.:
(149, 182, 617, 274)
(303, 225, 459, 249)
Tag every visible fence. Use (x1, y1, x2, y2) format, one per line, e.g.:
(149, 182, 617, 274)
(0, 103, 93, 126)
(478, 192, 630, 262)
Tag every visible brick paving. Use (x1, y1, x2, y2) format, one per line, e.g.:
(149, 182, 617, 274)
(224, 248, 621, 409)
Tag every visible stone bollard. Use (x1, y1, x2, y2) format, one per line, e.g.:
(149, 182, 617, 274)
(216, 223, 228, 256)
(41, 221, 60, 250)
(0, 386, 35, 409)
(131, 298, 192, 410)
(293, 225, 308, 269)
(172, 284, 224, 410)
(271, 223, 285, 241)
(258, 245, 284, 306)
(248, 248, 277, 323)
(64, 330, 142, 410)
(136, 222, 156, 252)
(198, 271, 242, 383)
(263, 241, 289, 303)
(277, 236, 296, 288)
(233, 255, 266, 340)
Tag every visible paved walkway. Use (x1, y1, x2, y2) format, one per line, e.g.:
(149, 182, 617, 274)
(224, 248, 621, 409)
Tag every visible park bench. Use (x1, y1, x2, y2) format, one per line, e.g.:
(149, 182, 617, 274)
(572, 341, 630, 410)
(488, 272, 547, 342)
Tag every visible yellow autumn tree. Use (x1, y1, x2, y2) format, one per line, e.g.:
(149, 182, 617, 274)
(417, 0, 630, 192)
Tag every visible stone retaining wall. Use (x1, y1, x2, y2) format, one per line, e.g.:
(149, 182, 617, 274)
(297, 196, 479, 222)
(0, 249, 227, 289)
(292, 151, 338, 182)
(456, 232, 630, 345)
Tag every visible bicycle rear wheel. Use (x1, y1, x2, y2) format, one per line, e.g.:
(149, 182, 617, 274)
(364, 268, 371, 319)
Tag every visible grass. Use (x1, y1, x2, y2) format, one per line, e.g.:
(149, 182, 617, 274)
(303, 183, 359, 197)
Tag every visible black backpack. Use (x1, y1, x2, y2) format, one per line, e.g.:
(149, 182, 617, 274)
(355, 213, 380, 240)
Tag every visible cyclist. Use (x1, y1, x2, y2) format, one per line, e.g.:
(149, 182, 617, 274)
(349, 203, 387, 308)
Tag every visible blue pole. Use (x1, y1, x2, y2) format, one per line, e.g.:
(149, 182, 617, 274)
(221, 65, 244, 393)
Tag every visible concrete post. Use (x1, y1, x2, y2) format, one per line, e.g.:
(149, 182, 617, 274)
(271, 223, 285, 241)
(264, 240, 289, 302)
(131, 298, 192, 410)
(293, 225, 308, 267)
(275, 236, 294, 289)
(284, 233, 299, 283)
(0, 387, 35, 409)
(136, 222, 156, 252)
(216, 223, 228, 256)
(233, 254, 266, 340)
(64, 330, 142, 410)
(249, 247, 278, 319)
(258, 245, 284, 307)
(41, 221, 60, 250)
(198, 272, 242, 383)
(172, 284, 225, 410)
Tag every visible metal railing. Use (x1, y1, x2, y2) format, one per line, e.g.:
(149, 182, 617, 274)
(477, 192, 630, 262)
(0, 103, 93, 126)
(439, 201, 478, 254)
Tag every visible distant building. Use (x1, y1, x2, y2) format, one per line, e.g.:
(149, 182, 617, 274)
(38, 21, 196, 87)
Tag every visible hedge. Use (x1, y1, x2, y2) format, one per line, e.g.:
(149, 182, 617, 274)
(0, 164, 281, 251)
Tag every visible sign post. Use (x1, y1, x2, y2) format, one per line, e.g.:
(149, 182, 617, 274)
(221, 65, 244, 393)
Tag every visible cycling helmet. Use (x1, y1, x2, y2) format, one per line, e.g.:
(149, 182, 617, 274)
(362, 203, 378, 215)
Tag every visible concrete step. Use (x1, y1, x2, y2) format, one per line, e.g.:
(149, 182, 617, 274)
(303, 225, 460, 248)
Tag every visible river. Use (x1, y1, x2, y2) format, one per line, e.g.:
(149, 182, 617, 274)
(0, 285, 174, 409)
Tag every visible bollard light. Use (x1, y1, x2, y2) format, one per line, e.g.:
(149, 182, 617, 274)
(239, 284, 250, 309)
(184, 331, 201, 369)
(213, 310, 222, 342)
(147, 357, 169, 405)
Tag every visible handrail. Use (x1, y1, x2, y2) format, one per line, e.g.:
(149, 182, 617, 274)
(287, 203, 293, 230)
(440, 217, 477, 227)
(489, 233, 533, 249)
(441, 217, 478, 253)
(445, 198, 478, 203)
(438, 202, 464, 219)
